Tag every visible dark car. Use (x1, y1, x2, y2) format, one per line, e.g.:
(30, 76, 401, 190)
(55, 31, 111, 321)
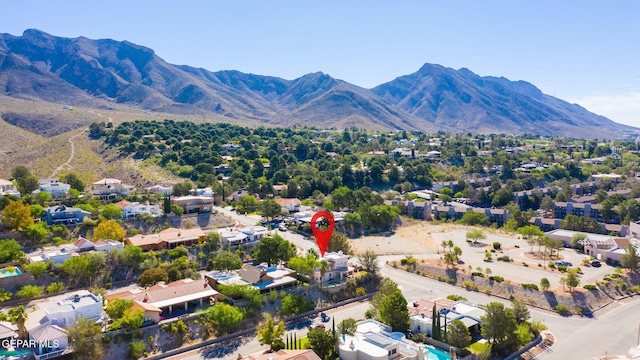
(591, 260, 601, 267)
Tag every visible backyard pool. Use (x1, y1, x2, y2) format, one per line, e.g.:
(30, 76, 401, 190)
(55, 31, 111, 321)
(0, 268, 22, 278)
(425, 345, 450, 360)
(322, 280, 343, 287)
(0, 349, 33, 359)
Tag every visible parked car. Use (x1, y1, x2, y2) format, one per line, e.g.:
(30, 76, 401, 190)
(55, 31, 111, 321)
(591, 260, 601, 267)
(555, 261, 573, 267)
(278, 224, 287, 232)
(320, 312, 330, 322)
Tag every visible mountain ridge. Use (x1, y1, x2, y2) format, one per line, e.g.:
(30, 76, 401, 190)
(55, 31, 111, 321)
(0, 29, 634, 138)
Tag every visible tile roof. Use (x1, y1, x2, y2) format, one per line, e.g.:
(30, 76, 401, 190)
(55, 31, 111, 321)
(30, 324, 67, 342)
(243, 349, 321, 360)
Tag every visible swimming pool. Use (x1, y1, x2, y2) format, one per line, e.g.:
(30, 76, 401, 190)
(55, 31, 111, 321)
(0, 268, 22, 278)
(425, 345, 450, 360)
(0, 349, 33, 359)
(322, 280, 343, 287)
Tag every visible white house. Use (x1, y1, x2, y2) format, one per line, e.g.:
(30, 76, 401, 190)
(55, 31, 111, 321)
(25, 290, 105, 358)
(0, 179, 20, 198)
(314, 251, 351, 284)
(122, 202, 161, 218)
(408, 298, 484, 338)
(219, 229, 249, 248)
(274, 198, 301, 213)
(338, 320, 424, 360)
(28, 246, 74, 264)
(33, 180, 70, 199)
(240, 226, 269, 242)
(146, 184, 173, 196)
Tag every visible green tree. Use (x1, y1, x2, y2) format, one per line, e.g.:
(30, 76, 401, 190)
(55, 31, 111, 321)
(621, 244, 640, 272)
(101, 204, 123, 219)
(139, 268, 169, 287)
(447, 319, 472, 349)
(369, 278, 399, 319)
(338, 318, 357, 341)
(570, 233, 587, 250)
(93, 219, 126, 241)
(565, 271, 580, 292)
(0, 239, 24, 263)
(46, 282, 65, 294)
(326, 231, 353, 255)
(68, 317, 104, 360)
(257, 318, 286, 351)
(8, 305, 28, 338)
(106, 298, 134, 319)
(511, 299, 530, 324)
(481, 302, 517, 353)
(62, 173, 85, 192)
(24, 222, 49, 243)
(280, 294, 314, 316)
(307, 328, 338, 360)
(30, 204, 45, 218)
(518, 225, 544, 252)
(206, 251, 242, 271)
(203, 303, 244, 334)
(0, 200, 34, 230)
(255, 235, 296, 266)
(459, 212, 490, 226)
(117, 308, 144, 330)
(466, 229, 486, 244)
(24, 261, 49, 277)
(35, 191, 52, 205)
(287, 254, 318, 280)
(378, 290, 409, 332)
(540, 277, 550, 291)
(17, 285, 42, 298)
(128, 341, 146, 360)
(358, 249, 379, 274)
(260, 199, 282, 221)
(173, 181, 193, 196)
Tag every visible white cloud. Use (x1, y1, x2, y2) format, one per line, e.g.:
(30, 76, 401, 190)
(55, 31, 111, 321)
(568, 93, 640, 128)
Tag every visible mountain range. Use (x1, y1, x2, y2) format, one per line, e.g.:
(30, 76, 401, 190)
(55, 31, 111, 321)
(0, 29, 635, 138)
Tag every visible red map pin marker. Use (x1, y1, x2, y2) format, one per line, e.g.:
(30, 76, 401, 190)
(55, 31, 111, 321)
(310, 211, 335, 257)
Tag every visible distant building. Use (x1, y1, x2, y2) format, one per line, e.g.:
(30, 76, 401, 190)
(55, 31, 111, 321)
(0, 179, 20, 198)
(314, 251, 352, 284)
(171, 195, 213, 214)
(43, 205, 91, 225)
(124, 227, 206, 251)
(146, 184, 173, 196)
(338, 319, 425, 360)
(205, 264, 297, 294)
(92, 178, 135, 201)
(274, 198, 301, 213)
(33, 179, 70, 199)
(115, 200, 161, 218)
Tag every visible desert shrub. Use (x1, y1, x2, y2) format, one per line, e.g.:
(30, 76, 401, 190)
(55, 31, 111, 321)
(496, 256, 511, 262)
(489, 276, 504, 282)
(557, 265, 568, 272)
(522, 262, 528, 267)
(583, 285, 597, 290)
(632, 285, 640, 293)
(574, 307, 582, 315)
(620, 283, 628, 291)
(555, 304, 571, 315)
(471, 272, 484, 277)
(548, 262, 555, 269)
(447, 295, 468, 301)
(462, 281, 478, 291)
(522, 283, 539, 291)
(493, 242, 501, 250)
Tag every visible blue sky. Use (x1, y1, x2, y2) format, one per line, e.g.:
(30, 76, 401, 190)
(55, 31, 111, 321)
(2, 1, 639, 127)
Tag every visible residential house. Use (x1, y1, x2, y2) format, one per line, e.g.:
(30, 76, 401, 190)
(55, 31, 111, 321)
(92, 178, 135, 201)
(0, 179, 20, 198)
(275, 198, 301, 213)
(105, 278, 222, 319)
(124, 227, 206, 251)
(28, 246, 75, 264)
(241, 349, 321, 360)
(240, 226, 269, 243)
(272, 185, 286, 196)
(33, 179, 70, 200)
(205, 264, 297, 294)
(338, 319, 425, 360)
(25, 290, 104, 358)
(115, 200, 161, 218)
(171, 195, 213, 214)
(221, 143, 242, 152)
(408, 298, 484, 338)
(43, 205, 91, 225)
(0, 321, 17, 342)
(314, 251, 352, 284)
(145, 184, 173, 196)
(405, 201, 432, 220)
(73, 237, 124, 253)
(219, 229, 249, 248)
(226, 190, 251, 203)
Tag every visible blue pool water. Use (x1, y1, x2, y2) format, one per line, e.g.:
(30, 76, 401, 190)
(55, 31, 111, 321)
(0, 268, 22, 277)
(0, 349, 32, 359)
(425, 345, 450, 360)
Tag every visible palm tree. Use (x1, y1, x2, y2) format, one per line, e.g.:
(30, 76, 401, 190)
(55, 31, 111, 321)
(440, 240, 448, 254)
(8, 305, 28, 339)
(319, 260, 330, 288)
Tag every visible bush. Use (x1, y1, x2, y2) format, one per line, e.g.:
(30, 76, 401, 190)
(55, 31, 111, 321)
(128, 341, 146, 359)
(522, 283, 539, 291)
(493, 242, 501, 250)
(17, 285, 42, 299)
(447, 294, 468, 301)
(555, 304, 571, 315)
(632, 285, 640, 293)
(462, 281, 478, 291)
(522, 262, 528, 267)
(548, 262, 555, 269)
(496, 256, 511, 262)
(583, 284, 597, 290)
(471, 272, 484, 277)
(489, 276, 504, 282)
(557, 265, 568, 272)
